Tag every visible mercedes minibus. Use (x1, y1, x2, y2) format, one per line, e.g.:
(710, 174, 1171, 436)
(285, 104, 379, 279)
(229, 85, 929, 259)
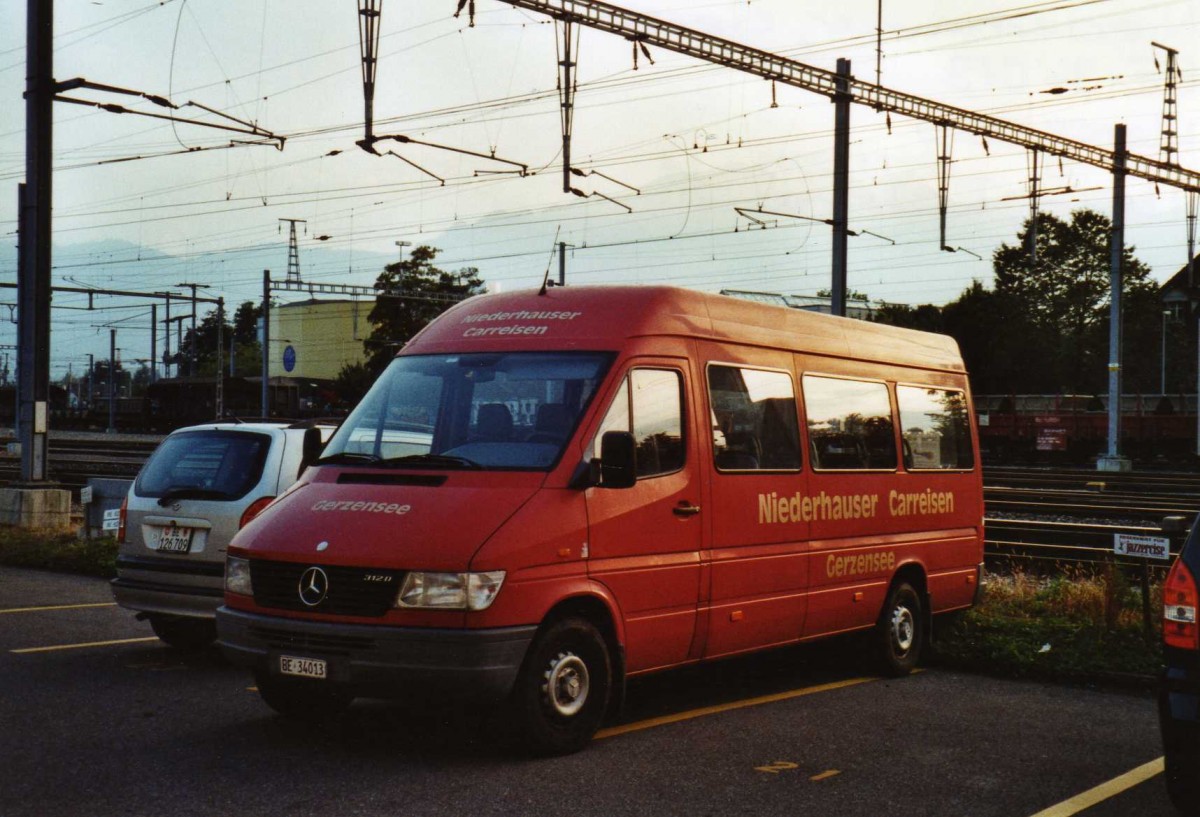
(216, 285, 983, 754)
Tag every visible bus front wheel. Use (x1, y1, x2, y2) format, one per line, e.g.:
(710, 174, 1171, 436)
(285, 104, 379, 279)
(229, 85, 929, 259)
(510, 616, 612, 756)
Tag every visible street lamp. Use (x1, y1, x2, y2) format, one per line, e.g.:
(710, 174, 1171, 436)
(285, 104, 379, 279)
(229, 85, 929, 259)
(1162, 309, 1172, 394)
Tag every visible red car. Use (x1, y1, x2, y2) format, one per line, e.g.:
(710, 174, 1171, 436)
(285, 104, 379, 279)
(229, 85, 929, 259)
(1162, 519, 1200, 814)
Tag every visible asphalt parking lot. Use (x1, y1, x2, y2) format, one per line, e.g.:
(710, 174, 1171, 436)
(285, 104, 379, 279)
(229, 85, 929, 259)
(0, 566, 1176, 817)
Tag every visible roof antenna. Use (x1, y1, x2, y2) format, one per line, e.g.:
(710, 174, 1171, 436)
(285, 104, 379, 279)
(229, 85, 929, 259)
(539, 227, 562, 295)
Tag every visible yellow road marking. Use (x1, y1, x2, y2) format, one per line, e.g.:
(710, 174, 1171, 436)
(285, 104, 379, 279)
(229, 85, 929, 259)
(810, 770, 841, 782)
(0, 602, 117, 615)
(595, 676, 876, 740)
(10, 637, 158, 654)
(1027, 757, 1164, 817)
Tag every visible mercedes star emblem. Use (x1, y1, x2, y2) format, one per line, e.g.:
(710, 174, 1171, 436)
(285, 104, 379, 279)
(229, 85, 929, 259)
(298, 566, 329, 607)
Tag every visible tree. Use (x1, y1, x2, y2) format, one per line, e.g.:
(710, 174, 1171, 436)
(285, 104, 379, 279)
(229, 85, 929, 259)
(363, 245, 486, 374)
(177, 301, 263, 377)
(332, 360, 376, 405)
(232, 301, 261, 346)
(88, 359, 128, 399)
(817, 287, 871, 302)
(871, 302, 945, 334)
(991, 210, 1158, 393)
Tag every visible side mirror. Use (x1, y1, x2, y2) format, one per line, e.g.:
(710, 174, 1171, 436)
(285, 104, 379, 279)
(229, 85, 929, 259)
(299, 426, 325, 476)
(599, 431, 637, 489)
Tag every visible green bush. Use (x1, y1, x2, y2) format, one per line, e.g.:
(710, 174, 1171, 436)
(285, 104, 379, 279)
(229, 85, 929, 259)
(0, 526, 118, 578)
(934, 566, 1162, 684)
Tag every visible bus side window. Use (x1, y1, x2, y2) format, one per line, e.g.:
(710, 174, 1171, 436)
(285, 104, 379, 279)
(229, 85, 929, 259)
(707, 364, 800, 472)
(802, 375, 896, 471)
(897, 385, 975, 470)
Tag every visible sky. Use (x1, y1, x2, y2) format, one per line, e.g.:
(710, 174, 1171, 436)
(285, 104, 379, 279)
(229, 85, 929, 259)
(1, 0, 1198, 381)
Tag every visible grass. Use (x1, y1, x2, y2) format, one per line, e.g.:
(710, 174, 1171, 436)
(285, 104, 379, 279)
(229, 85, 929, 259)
(0, 526, 118, 578)
(934, 563, 1165, 685)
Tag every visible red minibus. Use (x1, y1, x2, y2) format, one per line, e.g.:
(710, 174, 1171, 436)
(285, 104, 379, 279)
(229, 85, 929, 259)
(217, 286, 983, 754)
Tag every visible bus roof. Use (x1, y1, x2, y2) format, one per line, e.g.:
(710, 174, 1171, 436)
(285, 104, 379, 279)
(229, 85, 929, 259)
(404, 285, 964, 373)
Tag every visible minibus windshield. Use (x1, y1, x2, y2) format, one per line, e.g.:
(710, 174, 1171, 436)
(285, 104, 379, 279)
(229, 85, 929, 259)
(321, 352, 612, 470)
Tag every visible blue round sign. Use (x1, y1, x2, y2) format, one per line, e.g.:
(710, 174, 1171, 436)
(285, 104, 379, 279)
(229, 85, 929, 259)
(282, 345, 296, 373)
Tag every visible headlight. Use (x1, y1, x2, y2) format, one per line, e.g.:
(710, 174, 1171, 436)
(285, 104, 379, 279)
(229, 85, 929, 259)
(395, 571, 506, 611)
(225, 556, 253, 596)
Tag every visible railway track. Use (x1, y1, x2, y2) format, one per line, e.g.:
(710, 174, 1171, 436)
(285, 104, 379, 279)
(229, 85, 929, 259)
(0, 434, 161, 488)
(981, 467, 1199, 565)
(984, 465, 1200, 497)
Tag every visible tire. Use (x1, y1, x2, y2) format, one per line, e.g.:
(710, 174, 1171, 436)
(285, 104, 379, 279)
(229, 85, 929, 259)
(1166, 755, 1200, 815)
(148, 615, 217, 650)
(254, 672, 353, 720)
(1163, 721, 1200, 816)
(876, 581, 924, 677)
(508, 617, 612, 756)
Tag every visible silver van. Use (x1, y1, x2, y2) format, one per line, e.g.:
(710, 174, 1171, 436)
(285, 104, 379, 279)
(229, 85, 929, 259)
(112, 421, 329, 648)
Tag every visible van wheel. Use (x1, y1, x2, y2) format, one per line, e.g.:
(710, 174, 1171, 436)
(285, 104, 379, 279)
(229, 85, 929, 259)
(254, 672, 353, 720)
(148, 615, 216, 650)
(876, 582, 924, 677)
(510, 617, 611, 756)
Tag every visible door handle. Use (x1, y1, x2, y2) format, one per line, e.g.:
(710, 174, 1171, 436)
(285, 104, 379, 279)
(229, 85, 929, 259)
(673, 502, 702, 517)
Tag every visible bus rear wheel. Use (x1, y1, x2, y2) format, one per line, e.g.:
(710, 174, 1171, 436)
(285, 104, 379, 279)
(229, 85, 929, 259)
(876, 581, 924, 676)
(509, 617, 611, 756)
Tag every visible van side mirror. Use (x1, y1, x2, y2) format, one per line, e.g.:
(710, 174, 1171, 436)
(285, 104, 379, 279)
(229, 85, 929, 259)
(599, 431, 637, 489)
(299, 426, 325, 476)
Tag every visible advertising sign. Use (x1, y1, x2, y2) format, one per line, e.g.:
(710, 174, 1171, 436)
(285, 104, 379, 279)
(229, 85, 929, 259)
(1113, 533, 1171, 561)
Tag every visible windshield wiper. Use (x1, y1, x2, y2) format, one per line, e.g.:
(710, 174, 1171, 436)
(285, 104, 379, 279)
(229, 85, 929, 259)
(315, 451, 383, 466)
(383, 453, 483, 470)
(156, 487, 234, 506)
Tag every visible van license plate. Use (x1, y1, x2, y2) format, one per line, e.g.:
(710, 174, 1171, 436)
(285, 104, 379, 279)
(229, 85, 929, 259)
(156, 527, 194, 553)
(279, 655, 327, 680)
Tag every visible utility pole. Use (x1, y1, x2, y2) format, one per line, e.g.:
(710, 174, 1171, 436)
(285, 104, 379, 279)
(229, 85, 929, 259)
(559, 20, 576, 193)
(279, 219, 307, 283)
(17, 0, 54, 484)
(150, 304, 157, 383)
(1154, 42, 1180, 169)
(875, 0, 883, 89)
(558, 241, 567, 286)
(1100, 123, 1129, 472)
(830, 58, 851, 318)
(359, 0, 381, 145)
(261, 270, 271, 418)
(163, 293, 171, 378)
(108, 329, 117, 434)
(176, 282, 211, 376)
(215, 297, 225, 417)
(87, 354, 93, 409)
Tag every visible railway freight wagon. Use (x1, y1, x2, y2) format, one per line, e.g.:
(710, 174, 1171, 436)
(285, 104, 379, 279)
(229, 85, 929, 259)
(975, 394, 1198, 463)
(217, 285, 985, 755)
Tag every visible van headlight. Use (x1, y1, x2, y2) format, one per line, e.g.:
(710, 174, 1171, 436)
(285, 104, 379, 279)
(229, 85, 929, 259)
(225, 556, 253, 596)
(395, 571, 505, 611)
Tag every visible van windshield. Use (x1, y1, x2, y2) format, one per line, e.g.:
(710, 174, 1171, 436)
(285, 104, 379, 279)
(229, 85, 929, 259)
(321, 352, 612, 470)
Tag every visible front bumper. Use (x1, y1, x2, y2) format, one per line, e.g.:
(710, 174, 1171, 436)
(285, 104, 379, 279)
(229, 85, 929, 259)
(111, 555, 225, 619)
(216, 606, 537, 703)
